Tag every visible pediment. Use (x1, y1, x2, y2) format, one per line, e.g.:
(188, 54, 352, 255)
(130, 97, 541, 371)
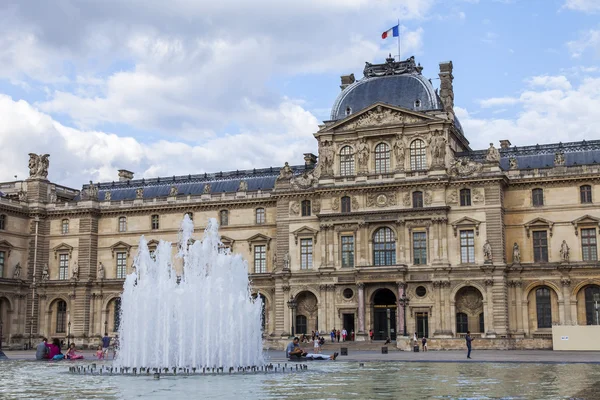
(146, 239, 160, 248)
(572, 215, 600, 235)
(246, 233, 272, 250)
(322, 103, 439, 133)
(292, 226, 319, 244)
(110, 241, 132, 257)
(0, 240, 14, 257)
(450, 217, 481, 237)
(52, 242, 73, 259)
(524, 217, 554, 237)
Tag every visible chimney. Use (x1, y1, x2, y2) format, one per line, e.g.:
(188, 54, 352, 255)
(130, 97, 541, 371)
(438, 61, 454, 114)
(118, 169, 134, 182)
(340, 73, 355, 91)
(304, 153, 317, 168)
(499, 140, 512, 149)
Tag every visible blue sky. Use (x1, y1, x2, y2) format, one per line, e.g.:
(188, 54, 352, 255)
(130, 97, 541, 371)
(0, 0, 599, 187)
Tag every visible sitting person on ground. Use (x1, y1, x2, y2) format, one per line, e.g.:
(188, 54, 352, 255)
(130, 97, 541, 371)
(35, 337, 49, 360)
(96, 345, 104, 360)
(384, 336, 391, 345)
(286, 337, 338, 360)
(48, 338, 65, 360)
(66, 343, 84, 360)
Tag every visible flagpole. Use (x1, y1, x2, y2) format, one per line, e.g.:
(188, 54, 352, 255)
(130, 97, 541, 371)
(397, 19, 401, 61)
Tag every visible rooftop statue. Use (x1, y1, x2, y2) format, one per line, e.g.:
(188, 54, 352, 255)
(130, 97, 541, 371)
(28, 153, 50, 179)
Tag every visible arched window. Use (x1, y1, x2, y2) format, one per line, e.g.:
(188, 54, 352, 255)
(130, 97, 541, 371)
(412, 191, 423, 208)
(460, 189, 471, 206)
(456, 312, 468, 333)
(253, 294, 267, 330)
(339, 146, 355, 176)
(374, 143, 391, 174)
(113, 298, 122, 332)
(118, 216, 127, 232)
(373, 227, 396, 266)
(536, 287, 552, 328)
(410, 139, 427, 170)
(61, 219, 69, 234)
(256, 208, 266, 224)
(581, 185, 593, 204)
(151, 214, 159, 230)
(584, 286, 600, 325)
(0, 214, 5, 230)
(296, 315, 308, 334)
(56, 300, 67, 333)
(301, 200, 311, 217)
(341, 196, 351, 213)
(219, 210, 228, 226)
(532, 188, 544, 207)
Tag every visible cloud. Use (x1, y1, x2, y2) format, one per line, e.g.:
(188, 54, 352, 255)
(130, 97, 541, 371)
(527, 75, 572, 90)
(563, 0, 600, 13)
(479, 96, 519, 108)
(567, 29, 600, 58)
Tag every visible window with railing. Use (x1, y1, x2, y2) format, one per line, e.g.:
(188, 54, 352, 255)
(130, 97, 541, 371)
(339, 146, 355, 176)
(410, 139, 427, 170)
(254, 245, 266, 273)
(460, 230, 475, 263)
(374, 143, 391, 173)
(373, 227, 395, 266)
(58, 253, 69, 280)
(116, 252, 127, 279)
(341, 236, 354, 268)
(300, 239, 313, 269)
(581, 228, 598, 261)
(413, 232, 427, 265)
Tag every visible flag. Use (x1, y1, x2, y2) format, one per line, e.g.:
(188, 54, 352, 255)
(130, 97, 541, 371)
(381, 25, 399, 39)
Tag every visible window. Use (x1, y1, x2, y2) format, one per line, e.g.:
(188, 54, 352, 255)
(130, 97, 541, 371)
(412, 191, 423, 208)
(58, 253, 69, 280)
(341, 235, 354, 268)
(374, 143, 391, 173)
(0, 251, 4, 278)
(536, 287, 552, 329)
(532, 188, 544, 207)
(415, 286, 427, 297)
(114, 298, 122, 332)
(56, 300, 67, 333)
(219, 210, 228, 226)
(254, 245, 266, 273)
(339, 146, 355, 176)
(296, 315, 307, 334)
(373, 227, 396, 266)
(345, 107, 352, 116)
(533, 231, 548, 262)
(456, 313, 468, 333)
(0, 214, 5, 230)
(582, 228, 598, 261)
(410, 139, 427, 170)
(341, 196, 351, 213)
(413, 232, 427, 265)
(460, 230, 475, 263)
(584, 286, 600, 325)
(460, 189, 471, 206)
(301, 200, 311, 217)
(151, 215, 159, 230)
(300, 239, 313, 269)
(343, 288, 354, 299)
(61, 219, 69, 234)
(116, 252, 127, 279)
(479, 312, 485, 333)
(581, 185, 593, 204)
(256, 208, 266, 224)
(118, 216, 127, 232)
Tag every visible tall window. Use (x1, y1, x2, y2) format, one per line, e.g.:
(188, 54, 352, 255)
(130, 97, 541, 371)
(114, 298, 122, 332)
(584, 286, 600, 325)
(254, 245, 266, 273)
(339, 146, 355, 176)
(116, 252, 127, 279)
(151, 215, 159, 230)
(341, 235, 354, 268)
(410, 139, 427, 170)
(118, 216, 127, 232)
(58, 253, 69, 280)
(0, 251, 4, 278)
(479, 312, 485, 333)
(460, 189, 471, 206)
(536, 287, 552, 329)
(61, 219, 69, 234)
(581, 228, 598, 261)
(532, 188, 544, 207)
(373, 227, 395, 266)
(301, 200, 311, 217)
(533, 231, 548, 262)
(456, 313, 468, 333)
(341, 196, 351, 213)
(374, 143, 391, 173)
(412, 191, 423, 208)
(56, 300, 67, 333)
(460, 230, 475, 263)
(0, 214, 5, 230)
(300, 239, 313, 269)
(256, 208, 266, 224)
(296, 315, 307, 334)
(219, 210, 229, 226)
(413, 232, 427, 265)
(581, 185, 593, 204)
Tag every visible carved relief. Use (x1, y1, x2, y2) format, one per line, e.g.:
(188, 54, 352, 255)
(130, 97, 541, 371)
(351, 196, 360, 211)
(345, 105, 423, 130)
(291, 167, 320, 190)
(448, 157, 483, 176)
(312, 199, 321, 214)
(456, 287, 483, 313)
(403, 192, 411, 206)
(367, 192, 396, 207)
(290, 201, 300, 216)
(446, 190, 458, 204)
(508, 157, 518, 170)
(485, 143, 500, 163)
(554, 152, 565, 166)
(424, 191, 432, 205)
(331, 197, 340, 211)
(28, 153, 50, 179)
(472, 189, 485, 204)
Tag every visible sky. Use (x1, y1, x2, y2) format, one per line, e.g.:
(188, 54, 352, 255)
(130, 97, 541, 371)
(0, 0, 599, 188)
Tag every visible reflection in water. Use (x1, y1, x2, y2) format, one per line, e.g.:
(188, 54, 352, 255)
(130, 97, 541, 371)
(1, 360, 599, 399)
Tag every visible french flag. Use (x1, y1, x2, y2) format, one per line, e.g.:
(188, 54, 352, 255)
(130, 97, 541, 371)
(381, 25, 399, 39)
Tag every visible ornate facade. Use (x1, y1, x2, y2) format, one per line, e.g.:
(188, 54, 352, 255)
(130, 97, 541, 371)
(1, 56, 600, 349)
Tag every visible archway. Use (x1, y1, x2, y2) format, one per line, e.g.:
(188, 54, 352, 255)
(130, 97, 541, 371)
(372, 289, 397, 340)
(252, 293, 267, 332)
(295, 291, 318, 334)
(455, 286, 484, 335)
(48, 298, 68, 336)
(577, 285, 600, 325)
(527, 285, 559, 330)
(106, 298, 121, 334)
(0, 297, 10, 346)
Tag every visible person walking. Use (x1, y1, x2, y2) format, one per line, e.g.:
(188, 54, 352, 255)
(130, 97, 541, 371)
(341, 328, 347, 342)
(422, 336, 428, 352)
(369, 329, 374, 342)
(336, 329, 341, 343)
(330, 329, 335, 343)
(102, 333, 111, 359)
(466, 331, 473, 359)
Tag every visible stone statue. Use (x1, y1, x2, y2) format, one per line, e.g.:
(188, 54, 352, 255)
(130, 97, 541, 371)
(87, 181, 98, 200)
(238, 180, 248, 192)
(13, 262, 21, 279)
(560, 240, 570, 262)
(28, 153, 50, 179)
(448, 157, 483, 177)
(283, 252, 290, 270)
(486, 143, 500, 163)
(512, 242, 521, 264)
(289, 201, 300, 216)
(49, 189, 57, 203)
(136, 188, 144, 199)
(169, 185, 178, 196)
(72, 261, 79, 280)
(98, 262, 105, 280)
(41, 263, 49, 281)
(104, 191, 111, 201)
(508, 157, 518, 170)
(203, 183, 211, 194)
(483, 241, 493, 263)
(555, 152, 565, 166)
(446, 190, 458, 204)
(272, 253, 277, 268)
(393, 137, 405, 170)
(318, 140, 334, 175)
(430, 131, 446, 167)
(356, 138, 370, 169)
(277, 162, 294, 181)
(17, 190, 27, 202)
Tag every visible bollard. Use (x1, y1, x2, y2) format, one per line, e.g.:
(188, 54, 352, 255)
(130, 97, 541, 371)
(154, 373, 160, 380)
(381, 346, 388, 354)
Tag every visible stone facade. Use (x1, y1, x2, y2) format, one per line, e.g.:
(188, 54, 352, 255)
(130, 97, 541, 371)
(0, 57, 599, 349)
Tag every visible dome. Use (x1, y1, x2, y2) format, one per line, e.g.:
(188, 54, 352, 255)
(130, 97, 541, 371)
(330, 56, 444, 121)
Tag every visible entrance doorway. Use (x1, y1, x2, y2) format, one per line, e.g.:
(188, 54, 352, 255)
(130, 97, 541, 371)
(373, 289, 397, 340)
(415, 312, 429, 338)
(343, 314, 355, 340)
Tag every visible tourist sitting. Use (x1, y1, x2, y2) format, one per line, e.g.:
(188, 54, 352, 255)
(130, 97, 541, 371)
(66, 343, 84, 360)
(35, 337, 49, 360)
(48, 338, 64, 360)
(96, 345, 104, 360)
(286, 337, 338, 361)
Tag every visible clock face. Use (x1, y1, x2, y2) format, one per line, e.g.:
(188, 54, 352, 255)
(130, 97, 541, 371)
(376, 194, 387, 206)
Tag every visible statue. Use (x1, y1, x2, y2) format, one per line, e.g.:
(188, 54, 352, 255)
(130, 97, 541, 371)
(560, 240, 570, 262)
(393, 137, 405, 170)
(277, 162, 294, 181)
(136, 188, 144, 199)
(485, 143, 500, 163)
(87, 181, 98, 200)
(448, 157, 483, 177)
(555, 152, 565, 166)
(446, 190, 458, 204)
(430, 131, 447, 167)
(169, 185, 178, 196)
(28, 153, 50, 179)
(483, 241, 493, 263)
(356, 138, 370, 169)
(318, 140, 334, 175)
(289, 201, 300, 216)
(49, 189, 57, 203)
(238, 180, 248, 192)
(203, 183, 211, 194)
(512, 243, 521, 264)
(13, 262, 21, 279)
(283, 252, 290, 270)
(17, 190, 27, 202)
(72, 261, 79, 280)
(41, 263, 49, 281)
(508, 157, 518, 170)
(98, 262, 105, 280)
(272, 253, 277, 269)
(104, 191, 111, 201)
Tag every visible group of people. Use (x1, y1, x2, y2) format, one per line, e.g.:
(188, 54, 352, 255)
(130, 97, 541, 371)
(286, 337, 338, 360)
(34, 333, 118, 361)
(329, 328, 354, 342)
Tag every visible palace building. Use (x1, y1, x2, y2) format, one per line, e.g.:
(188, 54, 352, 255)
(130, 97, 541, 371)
(1, 55, 600, 349)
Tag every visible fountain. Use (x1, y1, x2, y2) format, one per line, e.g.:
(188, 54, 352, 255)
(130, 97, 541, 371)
(114, 215, 264, 370)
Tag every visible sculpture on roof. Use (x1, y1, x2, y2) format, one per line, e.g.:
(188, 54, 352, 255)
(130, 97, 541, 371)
(85, 181, 99, 200)
(136, 188, 144, 199)
(508, 157, 518, 170)
(49, 188, 57, 203)
(554, 152, 565, 166)
(448, 157, 482, 177)
(485, 143, 501, 163)
(277, 162, 294, 181)
(363, 55, 417, 78)
(238, 180, 248, 192)
(169, 185, 178, 196)
(560, 240, 570, 263)
(203, 183, 211, 194)
(104, 191, 111, 201)
(28, 153, 50, 179)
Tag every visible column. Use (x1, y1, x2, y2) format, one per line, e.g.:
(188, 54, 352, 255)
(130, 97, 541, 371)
(397, 222, 405, 264)
(484, 279, 496, 337)
(441, 220, 449, 261)
(432, 221, 440, 262)
(433, 281, 442, 335)
(443, 282, 452, 335)
(357, 283, 365, 334)
(318, 284, 327, 333)
(396, 282, 405, 336)
(561, 278, 572, 324)
(514, 281, 524, 336)
(282, 285, 290, 336)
